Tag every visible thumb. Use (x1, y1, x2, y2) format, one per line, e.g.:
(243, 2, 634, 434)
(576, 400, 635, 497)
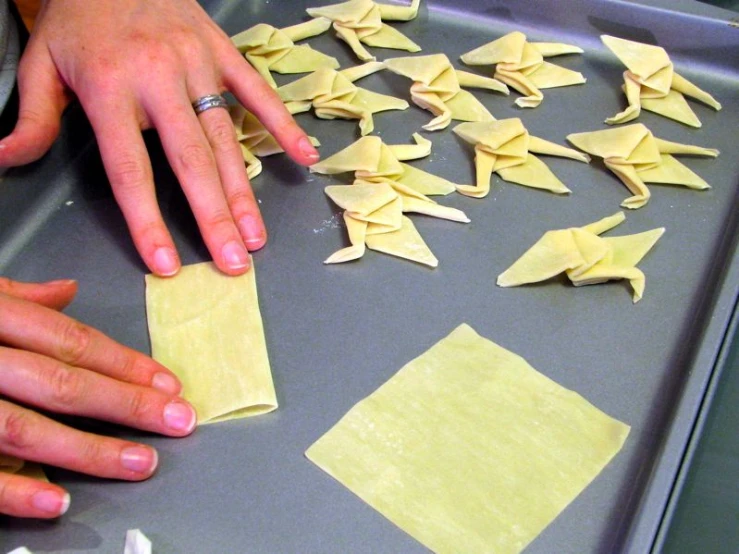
(0, 43, 70, 166)
(0, 277, 78, 311)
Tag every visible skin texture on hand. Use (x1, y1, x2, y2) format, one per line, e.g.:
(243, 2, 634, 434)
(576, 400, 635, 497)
(0, 0, 320, 277)
(0, 278, 197, 519)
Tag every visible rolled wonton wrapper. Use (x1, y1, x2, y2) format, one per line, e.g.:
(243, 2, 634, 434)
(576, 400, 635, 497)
(567, 123, 719, 209)
(498, 211, 664, 303)
(453, 118, 589, 198)
(601, 35, 721, 128)
(306, 0, 421, 62)
(146, 262, 277, 424)
(461, 31, 585, 109)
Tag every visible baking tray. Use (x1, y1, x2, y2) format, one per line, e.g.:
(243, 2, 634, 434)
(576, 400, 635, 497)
(1, 0, 737, 552)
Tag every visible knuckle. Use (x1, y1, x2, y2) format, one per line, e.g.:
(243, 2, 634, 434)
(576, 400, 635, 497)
(55, 319, 93, 366)
(226, 188, 255, 210)
(0, 410, 35, 451)
(178, 143, 213, 175)
(206, 120, 237, 153)
(203, 208, 235, 232)
(125, 389, 154, 423)
(108, 156, 151, 194)
(44, 364, 84, 410)
(75, 436, 106, 469)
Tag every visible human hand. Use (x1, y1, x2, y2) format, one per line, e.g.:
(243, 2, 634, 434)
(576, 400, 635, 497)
(0, 0, 320, 277)
(0, 278, 197, 519)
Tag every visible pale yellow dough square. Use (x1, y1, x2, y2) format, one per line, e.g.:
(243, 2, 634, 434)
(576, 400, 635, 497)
(306, 324, 630, 554)
(145, 262, 277, 424)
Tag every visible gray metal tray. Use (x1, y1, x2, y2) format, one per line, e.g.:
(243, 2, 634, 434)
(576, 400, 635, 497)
(1, 1, 738, 552)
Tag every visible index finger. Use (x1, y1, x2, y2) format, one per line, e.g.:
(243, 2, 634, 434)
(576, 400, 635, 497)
(220, 48, 320, 167)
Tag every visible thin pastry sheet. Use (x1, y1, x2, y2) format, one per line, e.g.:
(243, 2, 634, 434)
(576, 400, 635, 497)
(306, 324, 630, 554)
(145, 262, 277, 424)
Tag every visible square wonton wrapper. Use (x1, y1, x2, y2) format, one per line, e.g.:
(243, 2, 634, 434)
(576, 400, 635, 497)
(307, 324, 630, 554)
(146, 262, 277, 424)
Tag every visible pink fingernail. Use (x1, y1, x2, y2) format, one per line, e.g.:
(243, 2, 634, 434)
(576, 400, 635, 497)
(32, 490, 71, 516)
(238, 214, 267, 250)
(221, 240, 249, 270)
(298, 136, 319, 161)
(45, 279, 77, 286)
(151, 372, 180, 395)
(153, 247, 179, 276)
(121, 446, 158, 474)
(163, 401, 197, 433)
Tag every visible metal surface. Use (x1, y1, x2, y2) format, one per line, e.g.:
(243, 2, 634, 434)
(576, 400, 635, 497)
(1, 1, 738, 552)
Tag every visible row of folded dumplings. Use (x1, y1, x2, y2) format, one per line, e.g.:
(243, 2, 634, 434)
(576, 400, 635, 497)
(228, 0, 721, 301)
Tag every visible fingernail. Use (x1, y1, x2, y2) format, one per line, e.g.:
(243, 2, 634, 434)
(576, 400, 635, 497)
(151, 372, 180, 395)
(153, 247, 179, 276)
(32, 490, 71, 516)
(221, 240, 249, 271)
(163, 401, 197, 433)
(238, 214, 267, 250)
(120, 446, 158, 474)
(45, 279, 77, 286)
(298, 136, 320, 161)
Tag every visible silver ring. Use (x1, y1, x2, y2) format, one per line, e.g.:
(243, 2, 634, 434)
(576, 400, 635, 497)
(192, 94, 228, 115)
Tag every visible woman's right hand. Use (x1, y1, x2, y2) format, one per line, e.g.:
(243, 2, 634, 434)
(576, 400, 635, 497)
(0, 277, 196, 518)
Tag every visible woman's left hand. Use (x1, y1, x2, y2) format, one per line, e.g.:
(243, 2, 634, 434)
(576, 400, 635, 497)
(0, 0, 320, 277)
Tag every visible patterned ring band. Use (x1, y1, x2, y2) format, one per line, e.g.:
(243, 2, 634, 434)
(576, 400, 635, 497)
(192, 94, 228, 115)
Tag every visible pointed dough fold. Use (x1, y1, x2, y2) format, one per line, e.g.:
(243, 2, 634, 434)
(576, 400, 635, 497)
(384, 54, 508, 131)
(313, 135, 469, 267)
(278, 64, 408, 135)
(231, 19, 338, 88)
(566, 123, 718, 209)
(306, 0, 421, 62)
(601, 35, 721, 127)
(453, 119, 589, 198)
(497, 212, 664, 302)
(461, 31, 585, 108)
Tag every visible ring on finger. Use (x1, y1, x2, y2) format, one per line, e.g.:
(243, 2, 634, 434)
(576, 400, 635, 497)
(192, 94, 228, 115)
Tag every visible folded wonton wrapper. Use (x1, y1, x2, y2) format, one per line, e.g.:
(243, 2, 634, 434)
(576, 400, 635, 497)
(230, 105, 320, 179)
(453, 118, 589, 198)
(231, 18, 338, 88)
(461, 31, 585, 109)
(498, 211, 664, 302)
(601, 35, 721, 128)
(383, 53, 508, 130)
(146, 262, 277, 424)
(307, 0, 421, 62)
(312, 134, 469, 266)
(278, 62, 408, 135)
(567, 123, 719, 209)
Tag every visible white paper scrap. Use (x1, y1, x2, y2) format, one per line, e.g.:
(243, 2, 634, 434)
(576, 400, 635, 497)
(123, 529, 152, 554)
